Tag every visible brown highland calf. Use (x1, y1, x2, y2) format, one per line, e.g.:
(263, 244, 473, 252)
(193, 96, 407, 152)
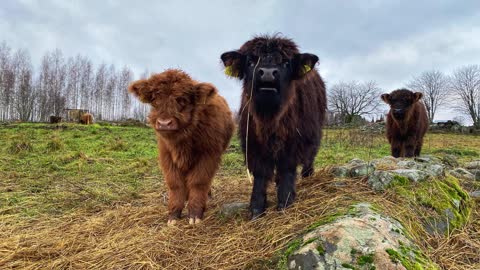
(80, 113, 93, 125)
(381, 89, 428, 158)
(129, 69, 234, 225)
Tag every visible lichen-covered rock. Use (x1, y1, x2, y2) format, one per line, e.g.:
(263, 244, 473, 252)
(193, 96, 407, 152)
(333, 156, 446, 191)
(441, 154, 459, 168)
(285, 203, 438, 270)
(449, 168, 475, 181)
(470, 169, 480, 181)
(218, 202, 248, 218)
(368, 169, 429, 191)
(330, 159, 374, 178)
(470, 190, 480, 198)
(464, 160, 480, 170)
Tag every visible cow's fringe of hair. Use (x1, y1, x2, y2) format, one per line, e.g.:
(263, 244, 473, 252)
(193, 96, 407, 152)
(241, 56, 262, 183)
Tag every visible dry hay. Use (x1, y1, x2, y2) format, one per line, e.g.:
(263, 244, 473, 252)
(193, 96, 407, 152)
(0, 170, 479, 270)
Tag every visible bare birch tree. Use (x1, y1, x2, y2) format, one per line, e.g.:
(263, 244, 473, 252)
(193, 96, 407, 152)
(450, 65, 480, 127)
(407, 70, 449, 122)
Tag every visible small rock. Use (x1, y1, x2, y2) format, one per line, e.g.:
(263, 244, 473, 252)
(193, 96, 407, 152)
(414, 155, 441, 164)
(449, 168, 475, 181)
(442, 155, 459, 168)
(397, 160, 416, 169)
(423, 164, 445, 177)
(468, 169, 480, 181)
(331, 166, 349, 178)
(464, 160, 480, 170)
(469, 190, 480, 198)
(219, 202, 248, 218)
(368, 169, 430, 191)
(349, 164, 374, 177)
(392, 169, 430, 183)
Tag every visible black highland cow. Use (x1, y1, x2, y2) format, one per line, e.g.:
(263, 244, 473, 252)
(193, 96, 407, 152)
(221, 35, 327, 219)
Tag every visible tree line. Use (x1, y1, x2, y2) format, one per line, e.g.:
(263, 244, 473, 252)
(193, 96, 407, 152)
(0, 41, 149, 122)
(1, 41, 479, 127)
(328, 66, 480, 127)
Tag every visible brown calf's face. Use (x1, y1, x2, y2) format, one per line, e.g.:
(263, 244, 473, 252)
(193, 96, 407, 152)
(221, 35, 318, 118)
(129, 69, 214, 133)
(381, 89, 423, 120)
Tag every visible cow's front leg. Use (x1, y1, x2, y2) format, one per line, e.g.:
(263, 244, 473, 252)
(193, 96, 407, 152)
(404, 136, 417, 158)
(185, 155, 220, 225)
(249, 157, 274, 220)
(276, 152, 297, 210)
(391, 140, 402, 158)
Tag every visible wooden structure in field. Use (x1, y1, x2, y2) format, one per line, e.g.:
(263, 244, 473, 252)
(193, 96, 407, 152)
(65, 108, 90, 122)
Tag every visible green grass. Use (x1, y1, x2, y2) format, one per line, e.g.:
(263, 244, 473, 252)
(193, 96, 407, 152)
(1, 123, 479, 224)
(0, 123, 162, 221)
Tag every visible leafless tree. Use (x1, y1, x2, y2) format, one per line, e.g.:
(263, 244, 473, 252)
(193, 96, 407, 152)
(450, 65, 480, 128)
(407, 70, 449, 123)
(328, 80, 382, 123)
(13, 49, 35, 121)
(0, 42, 15, 121)
(38, 49, 67, 120)
(117, 66, 134, 119)
(0, 41, 144, 122)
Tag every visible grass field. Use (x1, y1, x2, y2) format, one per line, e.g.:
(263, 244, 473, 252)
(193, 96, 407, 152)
(0, 122, 479, 269)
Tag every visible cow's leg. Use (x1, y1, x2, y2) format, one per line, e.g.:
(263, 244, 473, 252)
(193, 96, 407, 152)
(160, 152, 186, 225)
(404, 136, 417, 157)
(276, 151, 297, 211)
(391, 139, 402, 158)
(301, 142, 319, 178)
(186, 155, 219, 224)
(414, 138, 423, 157)
(249, 156, 274, 220)
(165, 172, 186, 225)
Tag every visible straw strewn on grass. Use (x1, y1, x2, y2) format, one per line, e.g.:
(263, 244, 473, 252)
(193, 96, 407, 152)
(1, 170, 479, 269)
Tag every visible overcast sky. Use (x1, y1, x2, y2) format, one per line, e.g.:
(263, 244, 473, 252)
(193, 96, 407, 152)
(1, 0, 480, 122)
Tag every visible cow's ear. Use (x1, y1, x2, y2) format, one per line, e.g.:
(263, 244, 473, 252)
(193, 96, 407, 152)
(381, 94, 391, 104)
(414, 92, 423, 102)
(292, 53, 319, 79)
(193, 82, 216, 104)
(221, 51, 245, 79)
(129, 79, 153, 103)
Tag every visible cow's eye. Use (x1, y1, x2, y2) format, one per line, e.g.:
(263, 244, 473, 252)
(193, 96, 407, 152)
(176, 97, 188, 108)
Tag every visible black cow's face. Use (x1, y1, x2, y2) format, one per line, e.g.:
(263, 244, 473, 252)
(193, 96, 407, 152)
(221, 50, 318, 117)
(381, 89, 423, 121)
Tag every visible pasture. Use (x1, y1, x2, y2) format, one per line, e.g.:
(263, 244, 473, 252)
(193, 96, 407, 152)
(0, 122, 479, 269)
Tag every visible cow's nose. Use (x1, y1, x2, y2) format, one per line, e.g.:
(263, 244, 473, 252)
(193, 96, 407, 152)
(157, 118, 173, 127)
(258, 67, 278, 82)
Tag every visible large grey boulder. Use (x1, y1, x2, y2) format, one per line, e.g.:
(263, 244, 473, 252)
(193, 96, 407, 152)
(286, 203, 437, 270)
(449, 168, 475, 181)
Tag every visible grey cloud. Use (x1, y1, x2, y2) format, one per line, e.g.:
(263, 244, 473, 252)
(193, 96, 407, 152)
(1, 0, 479, 121)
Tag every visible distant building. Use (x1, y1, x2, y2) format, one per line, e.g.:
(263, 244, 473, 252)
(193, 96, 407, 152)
(64, 108, 90, 122)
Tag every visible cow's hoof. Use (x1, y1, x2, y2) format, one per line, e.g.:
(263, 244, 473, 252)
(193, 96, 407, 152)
(277, 201, 294, 211)
(188, 217, 202, 225)
(167, 219, 177, 226)
(250, 208, 265, 220)
(301, 167, 314, 178)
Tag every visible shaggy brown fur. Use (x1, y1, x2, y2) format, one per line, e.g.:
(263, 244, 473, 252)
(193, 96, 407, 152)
(221, 35, 326, 218)
(381, 89, 428, 157)
(79, 113, 93, 125)
(129, 69, 234, 225)
(49, 116, 62, 124)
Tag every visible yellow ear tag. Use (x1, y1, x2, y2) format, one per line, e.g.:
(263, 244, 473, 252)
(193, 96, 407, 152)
(224, 65, 238, 78)
(303, 65, 312, 74)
